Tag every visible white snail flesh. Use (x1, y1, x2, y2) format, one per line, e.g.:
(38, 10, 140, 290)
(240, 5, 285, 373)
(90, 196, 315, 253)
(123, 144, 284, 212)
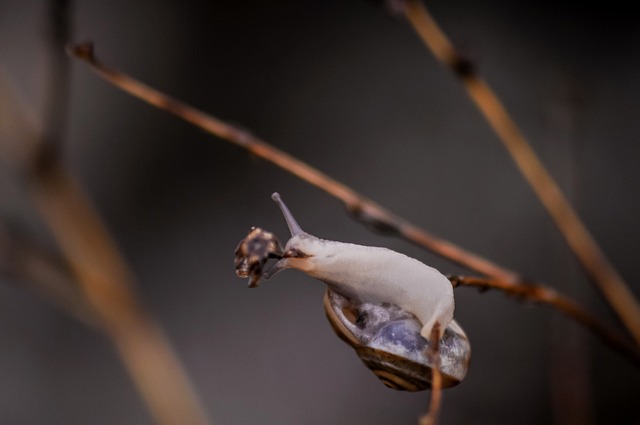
(234, 193, 471, 391)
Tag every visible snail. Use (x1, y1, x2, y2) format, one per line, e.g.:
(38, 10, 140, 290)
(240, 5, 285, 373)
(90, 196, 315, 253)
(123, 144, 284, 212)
(234, 193, 471, 391)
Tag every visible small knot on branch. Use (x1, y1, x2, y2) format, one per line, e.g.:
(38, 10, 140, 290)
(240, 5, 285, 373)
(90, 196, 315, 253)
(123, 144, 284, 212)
(447, 275, 492, 293)
(447, 274, 462, 288)
(451, 54, 475, 78)
(346, 202, 400, 235)
(67, 42, 95, 61)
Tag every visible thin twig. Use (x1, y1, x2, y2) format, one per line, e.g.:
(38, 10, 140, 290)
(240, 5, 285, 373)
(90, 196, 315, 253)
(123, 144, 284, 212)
(402, 0, 640, 346)
(67, 43, 517, 284)
(419, 323, 442, 425)
(449, 276, 640, 365)
(67, 43, 640, 367)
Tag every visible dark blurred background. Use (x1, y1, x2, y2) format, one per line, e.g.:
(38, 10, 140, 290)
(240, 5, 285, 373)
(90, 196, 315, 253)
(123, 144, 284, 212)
(1, 1, 639, 424)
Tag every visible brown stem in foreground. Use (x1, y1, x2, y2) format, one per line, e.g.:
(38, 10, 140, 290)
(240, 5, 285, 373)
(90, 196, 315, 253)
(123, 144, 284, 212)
(67, 43, 639, 367)
(450, 276, 640, 365)
(402, 0, 640, 347)
(27, 163, 211, 425)
(0, 67, 211, 425)
(419, 323, 443, 425)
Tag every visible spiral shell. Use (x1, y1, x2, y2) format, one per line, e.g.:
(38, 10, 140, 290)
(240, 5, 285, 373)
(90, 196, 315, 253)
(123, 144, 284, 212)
(323, 289, 470, 391)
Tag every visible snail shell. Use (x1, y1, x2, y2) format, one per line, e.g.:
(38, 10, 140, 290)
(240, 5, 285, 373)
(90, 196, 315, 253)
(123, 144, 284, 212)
(323, 289, 470, 391)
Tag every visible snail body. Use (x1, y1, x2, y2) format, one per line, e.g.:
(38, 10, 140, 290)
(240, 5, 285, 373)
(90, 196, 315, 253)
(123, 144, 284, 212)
(265, 193, 454, 340)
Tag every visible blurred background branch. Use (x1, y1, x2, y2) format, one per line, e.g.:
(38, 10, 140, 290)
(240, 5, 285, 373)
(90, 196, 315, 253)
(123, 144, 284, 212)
(0, 1, 212, 424)
(28, 162, 212, 425)
(402, 0, 640, 347)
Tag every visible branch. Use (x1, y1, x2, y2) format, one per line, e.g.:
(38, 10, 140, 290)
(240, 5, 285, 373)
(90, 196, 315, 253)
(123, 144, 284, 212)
(67, 42, 517, 284)
(419, 324, 443, 425)
(67, 43, 639, 367)
(450, 276, 640, 365)
(28, 166, 212, 425)
(0, 71, 211, 425)
(401, 0, 640, 347)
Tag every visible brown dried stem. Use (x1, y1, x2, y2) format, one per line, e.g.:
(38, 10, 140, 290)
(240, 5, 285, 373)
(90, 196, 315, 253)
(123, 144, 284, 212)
(0, 72, 211, 425)
(402, 0, 640, 347)
(419, 324, 443, 425)
(67, 43, 516, 283)
(67, 43, 639, 367)
(450, 276, 640, 365)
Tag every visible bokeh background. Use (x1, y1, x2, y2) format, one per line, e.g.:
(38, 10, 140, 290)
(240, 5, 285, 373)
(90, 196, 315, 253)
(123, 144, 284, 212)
(1, 1, 639, 424)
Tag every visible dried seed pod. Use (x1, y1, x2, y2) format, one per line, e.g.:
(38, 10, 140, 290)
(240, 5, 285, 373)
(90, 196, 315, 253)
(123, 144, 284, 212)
(234, 227, 282, 288)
